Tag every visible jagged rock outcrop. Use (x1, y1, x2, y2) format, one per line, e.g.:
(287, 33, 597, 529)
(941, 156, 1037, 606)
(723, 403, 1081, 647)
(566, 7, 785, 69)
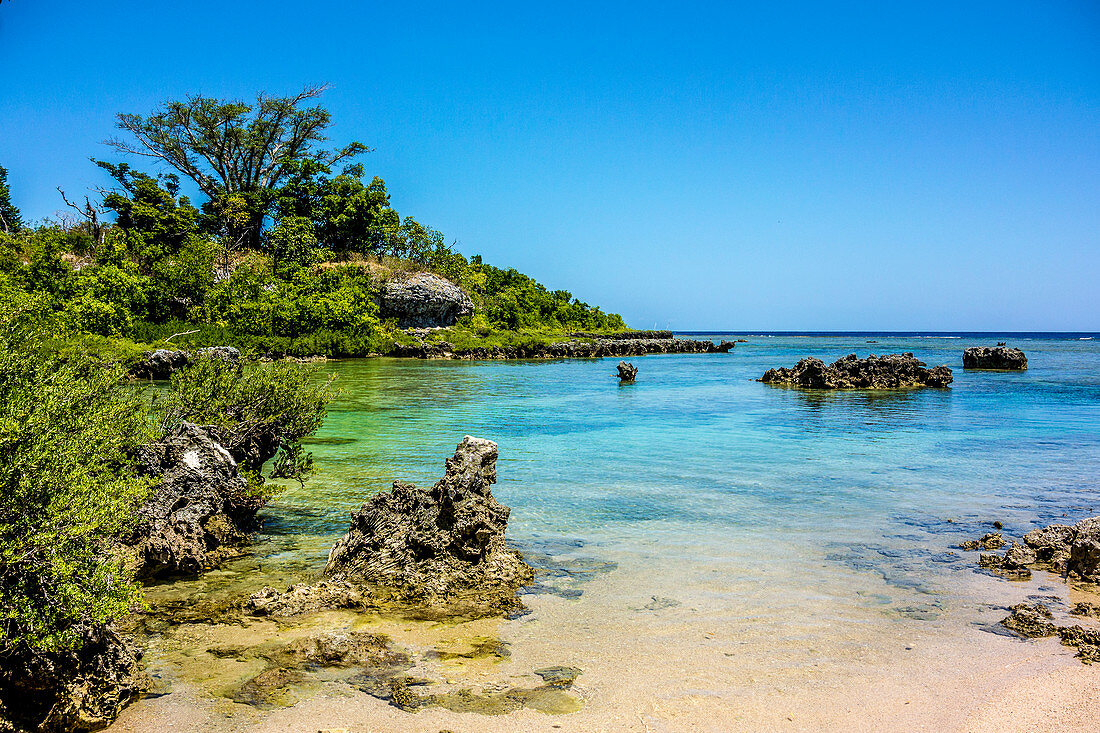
(126, 422, 259, 578)
(379, 273, 474, 328)
(323, 436, 532, 611)
(0, 623, 148, 733)
(249, 438, 531, 618)
(963, 346, 1028, 370)
(760, 353, 953, 389)
(616, 361, 637, 382)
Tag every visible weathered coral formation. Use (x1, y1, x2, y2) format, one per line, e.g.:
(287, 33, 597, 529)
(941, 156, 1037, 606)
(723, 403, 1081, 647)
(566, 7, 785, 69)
(249, 437, 533, 619)
(616, 361, 637, 382)
(127, 422, 258, 578)
(760, 353, 953, 389)
(378, 272, 475, 328)
(963, 346, 1028, 370)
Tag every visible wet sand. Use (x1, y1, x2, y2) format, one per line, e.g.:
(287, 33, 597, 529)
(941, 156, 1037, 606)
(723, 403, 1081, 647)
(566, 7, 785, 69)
(110, 560, 1100, 733)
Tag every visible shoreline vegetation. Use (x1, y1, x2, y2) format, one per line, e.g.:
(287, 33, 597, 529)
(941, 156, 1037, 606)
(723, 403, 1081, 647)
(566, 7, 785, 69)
(0, 87, 633, 367)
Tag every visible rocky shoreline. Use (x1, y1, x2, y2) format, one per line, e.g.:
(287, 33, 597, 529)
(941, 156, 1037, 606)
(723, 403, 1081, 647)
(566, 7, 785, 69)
(388, 334, 733, 360)
(0, 434, 540, 732)
(959, 516, 1100, 663)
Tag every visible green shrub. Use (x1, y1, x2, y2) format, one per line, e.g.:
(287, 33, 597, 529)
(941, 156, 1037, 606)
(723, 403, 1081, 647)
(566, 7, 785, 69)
(152, 356, 335, 473)
(0, 316, 154, 653)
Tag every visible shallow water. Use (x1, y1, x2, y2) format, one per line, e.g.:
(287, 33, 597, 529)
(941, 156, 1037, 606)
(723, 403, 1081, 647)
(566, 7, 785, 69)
(126, 333, 1100, 729)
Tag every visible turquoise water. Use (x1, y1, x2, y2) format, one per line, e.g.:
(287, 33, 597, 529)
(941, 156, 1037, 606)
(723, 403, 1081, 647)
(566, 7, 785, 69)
(267, 334, 1100, 572)
(130, 334, 1100, 729)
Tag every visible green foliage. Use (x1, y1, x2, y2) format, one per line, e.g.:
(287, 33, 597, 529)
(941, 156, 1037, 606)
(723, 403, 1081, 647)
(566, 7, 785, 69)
(152, 355, 334, 472)
(1, 91, 628, 357)
(266, 215, 321, 270)
(0, 316, 154, 653)
(269, 441, 314, 487)
(0, 164, 23, 233)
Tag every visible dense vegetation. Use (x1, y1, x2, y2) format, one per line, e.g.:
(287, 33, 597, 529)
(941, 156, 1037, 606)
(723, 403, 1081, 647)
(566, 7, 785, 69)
(0, 89, 625, 360)
(0, 314, 332, 657)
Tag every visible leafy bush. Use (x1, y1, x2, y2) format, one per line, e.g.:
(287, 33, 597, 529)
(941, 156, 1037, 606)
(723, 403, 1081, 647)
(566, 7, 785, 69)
(152, 355, 335, 473)
(0, 316, 154, 653)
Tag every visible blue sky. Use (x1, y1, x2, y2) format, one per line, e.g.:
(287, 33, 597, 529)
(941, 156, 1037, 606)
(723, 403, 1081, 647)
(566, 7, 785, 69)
(1, 1, 1097, 330)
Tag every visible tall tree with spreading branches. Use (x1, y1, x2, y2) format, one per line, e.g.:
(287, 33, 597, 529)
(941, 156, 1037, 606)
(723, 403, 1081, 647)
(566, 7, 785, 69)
(106, 85, 368, 247)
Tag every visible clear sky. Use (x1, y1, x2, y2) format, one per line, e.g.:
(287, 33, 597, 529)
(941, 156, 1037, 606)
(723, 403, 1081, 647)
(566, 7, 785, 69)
(1, 1, 1097, 330)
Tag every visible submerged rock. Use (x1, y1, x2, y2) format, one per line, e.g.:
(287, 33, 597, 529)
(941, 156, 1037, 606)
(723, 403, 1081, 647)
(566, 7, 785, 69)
(127, 422, 258, 578)
(963, 346, 1028, 370)
(0, 623, 148, 733)
(379, 273, 474, 328)
(759, 353, 953, 389)
(322, 436, 533, 615)
(616, 361, 637, 382)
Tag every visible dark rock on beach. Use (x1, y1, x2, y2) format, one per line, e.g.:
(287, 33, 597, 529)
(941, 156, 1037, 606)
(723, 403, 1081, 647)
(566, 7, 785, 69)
(126, 422, 259, 578)
(963, 346, 1028, 370)
(616, 361, 637, 382)
(379, 272, 474, 328)
(1000, 603, 1058, 638)
(760, 353, 953, 389)
(0, 622, 149, 733)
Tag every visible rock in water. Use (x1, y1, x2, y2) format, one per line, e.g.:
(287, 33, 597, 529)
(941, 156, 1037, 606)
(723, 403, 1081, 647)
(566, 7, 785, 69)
(379, 272, 474, 328)
(759, 353, 953, 389)
(0, 622, 148, 733)
(128, 348, 191, 379)
(616, 361, 637, 382)
(127, 422, 258, 578)
(963, 346, 1028, 370)
(323, 436, 533, 613)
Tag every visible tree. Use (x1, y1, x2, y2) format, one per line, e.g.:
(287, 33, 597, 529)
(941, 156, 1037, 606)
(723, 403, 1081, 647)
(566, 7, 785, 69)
(106, 86, 368, 247)
(0, 165, 23, 234)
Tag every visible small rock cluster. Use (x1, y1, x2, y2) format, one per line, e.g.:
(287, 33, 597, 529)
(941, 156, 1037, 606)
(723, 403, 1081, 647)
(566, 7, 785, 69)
(963, 345, 1028, 370)
(760, 353, 953, 389)
(1000, 603, 1100, 663)
(128, 345, 240, 379)
(970, 516, 1100, 582)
